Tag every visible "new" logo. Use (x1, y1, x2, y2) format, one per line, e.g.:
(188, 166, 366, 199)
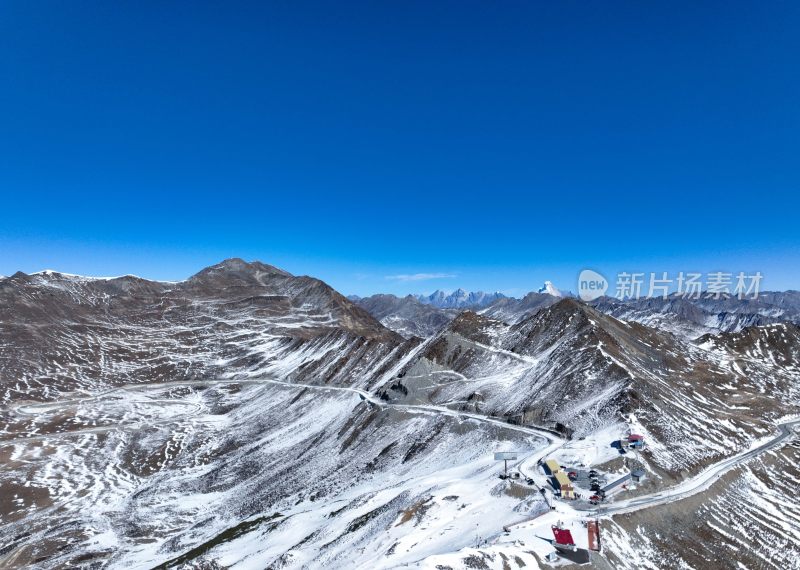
(578, 269, 608, 301)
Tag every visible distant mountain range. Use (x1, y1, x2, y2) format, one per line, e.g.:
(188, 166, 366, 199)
(351, 294, 458, 339)
(590, 291, 800, 338)
(353, 282, 800, 339)
(351, 283, 565, 338)
(414, 288, 507, 309)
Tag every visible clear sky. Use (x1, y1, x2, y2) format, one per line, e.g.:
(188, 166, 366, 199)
(2, 1, 799, 296)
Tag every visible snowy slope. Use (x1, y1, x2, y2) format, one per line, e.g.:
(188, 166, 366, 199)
(378, 300, 800, 476)
(592, 292, 800, 339)
(1, 260, 799, 569)
(0, 379, 551, 568)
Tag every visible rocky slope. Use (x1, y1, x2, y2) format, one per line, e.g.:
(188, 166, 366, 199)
(0, 258, 410, 405)
(1, 260, 798, 569)
(591, 292, 800, 339)
(602, 440, 800, 570)
(355, 294, 457, 338)
(378, 299, 800, 475)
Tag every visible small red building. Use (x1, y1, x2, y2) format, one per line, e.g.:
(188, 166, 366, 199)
(626, 434, 645, 449)
(552, 525, 575, 546)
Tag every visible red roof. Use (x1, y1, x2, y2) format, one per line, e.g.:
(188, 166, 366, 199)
(628, 434, 644, 441)
(552, 526, 575, 545)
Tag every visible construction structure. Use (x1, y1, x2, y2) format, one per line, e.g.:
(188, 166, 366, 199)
(542, 458, 577, 499)
(548, 522, 591, 564)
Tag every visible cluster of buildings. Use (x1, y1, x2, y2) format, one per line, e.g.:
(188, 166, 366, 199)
(542, 433, 648, 504)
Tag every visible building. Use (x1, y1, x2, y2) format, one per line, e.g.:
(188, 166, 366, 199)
(587, 519, 601, 551)
(631, 468, 646, 483)
(554, 471, 576, 499)
(552, 524, 575, 546)
(544, 459, 561, 475)
(626, 434, 645, 449)
(599, 473, 631, 497)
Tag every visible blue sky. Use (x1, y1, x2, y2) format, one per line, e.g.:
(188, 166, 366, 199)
(1, 1, 799, 296)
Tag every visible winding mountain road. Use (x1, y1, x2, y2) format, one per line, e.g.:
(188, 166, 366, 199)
(5, 377, 798, 523)
(592, 417, 800, 516)
(257, 379, 800, 520)
(200, 379, 800, 519)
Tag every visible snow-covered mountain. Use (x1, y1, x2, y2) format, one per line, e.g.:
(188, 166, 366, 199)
(591, 291, 800, 339)
(379, 299, 800, 472)
(1, 259, 799, 569)
(537, 280, 563, 297)
(355, 293, 458, 338)
(479, 290, 561, 323)
(415, 288, 506, 309)
(0, 258, 408, 405)
(356, 279, 799, 342)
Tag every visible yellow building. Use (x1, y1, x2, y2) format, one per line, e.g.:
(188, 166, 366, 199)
(544, 459, 561, 475)
(554, 471, 575, 499)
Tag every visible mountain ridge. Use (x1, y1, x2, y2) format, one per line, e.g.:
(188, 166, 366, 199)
(2, 259, 799, 568)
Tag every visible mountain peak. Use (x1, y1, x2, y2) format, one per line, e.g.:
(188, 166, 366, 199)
(218, 258, 293, 276)
(189, 258, 293, 283)
(538, 280, 563, 297)
(415, 289, 506, 309)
